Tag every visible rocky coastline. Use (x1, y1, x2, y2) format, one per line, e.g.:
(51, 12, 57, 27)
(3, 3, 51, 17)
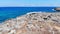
(0, 12, 60, 34)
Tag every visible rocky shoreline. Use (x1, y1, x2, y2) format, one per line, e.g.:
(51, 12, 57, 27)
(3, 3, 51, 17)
(0, 12, 60, 34)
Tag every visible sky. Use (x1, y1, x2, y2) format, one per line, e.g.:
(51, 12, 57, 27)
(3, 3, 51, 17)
(0, 0, 60, 7)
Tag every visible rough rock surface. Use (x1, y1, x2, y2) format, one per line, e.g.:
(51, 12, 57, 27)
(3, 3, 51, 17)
(0, 12, 60, 34)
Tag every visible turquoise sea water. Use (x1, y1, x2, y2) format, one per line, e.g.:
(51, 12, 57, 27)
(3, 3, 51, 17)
(0, 7, 56, 23)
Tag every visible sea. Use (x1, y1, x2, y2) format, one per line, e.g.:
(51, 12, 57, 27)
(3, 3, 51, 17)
(0, 7, 56, 23)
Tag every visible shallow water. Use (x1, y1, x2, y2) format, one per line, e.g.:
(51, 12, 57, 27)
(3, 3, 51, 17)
(0, 7, 56, 23)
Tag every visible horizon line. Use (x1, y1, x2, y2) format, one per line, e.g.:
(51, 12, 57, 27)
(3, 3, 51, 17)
(0, 6, 59, 7)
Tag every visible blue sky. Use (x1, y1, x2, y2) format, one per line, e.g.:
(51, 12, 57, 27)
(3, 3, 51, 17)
(0, 0, 60, 7)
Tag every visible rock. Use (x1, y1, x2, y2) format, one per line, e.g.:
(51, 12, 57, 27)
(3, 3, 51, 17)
(54, 7, 60, 12)
(0, 12, 60, 34)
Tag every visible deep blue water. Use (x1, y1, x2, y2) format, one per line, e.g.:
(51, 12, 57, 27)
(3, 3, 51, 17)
(0, 7, 56, 23)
